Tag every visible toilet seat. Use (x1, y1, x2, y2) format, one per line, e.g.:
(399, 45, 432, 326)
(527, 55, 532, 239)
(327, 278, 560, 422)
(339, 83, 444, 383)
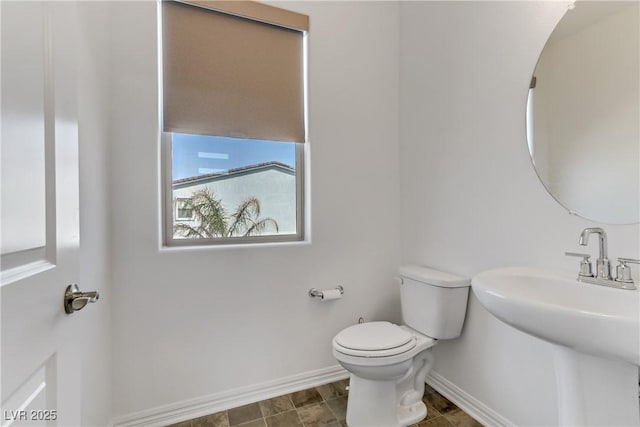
(333, 321, 417, 358)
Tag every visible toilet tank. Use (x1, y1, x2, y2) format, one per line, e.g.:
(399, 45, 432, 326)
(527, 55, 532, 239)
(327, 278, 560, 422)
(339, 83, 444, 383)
(399, 265, 470, 340)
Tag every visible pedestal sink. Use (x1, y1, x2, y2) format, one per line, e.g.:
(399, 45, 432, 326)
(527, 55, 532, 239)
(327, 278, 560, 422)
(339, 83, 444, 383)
(472, 267, 640, 426)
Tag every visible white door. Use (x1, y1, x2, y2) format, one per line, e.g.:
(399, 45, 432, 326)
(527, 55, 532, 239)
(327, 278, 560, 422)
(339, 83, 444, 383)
(1, 3, 90, 426)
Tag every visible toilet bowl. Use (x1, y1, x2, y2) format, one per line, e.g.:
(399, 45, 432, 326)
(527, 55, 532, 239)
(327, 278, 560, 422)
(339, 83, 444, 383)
(332, 266, 470, 427)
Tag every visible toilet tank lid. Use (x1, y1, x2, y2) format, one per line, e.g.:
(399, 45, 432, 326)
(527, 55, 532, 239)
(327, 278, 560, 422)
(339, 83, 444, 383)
(399, 265, 470, 288)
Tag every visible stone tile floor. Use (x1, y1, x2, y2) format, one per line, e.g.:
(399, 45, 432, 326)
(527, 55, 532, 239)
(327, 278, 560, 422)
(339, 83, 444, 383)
(167, 379, 483, 427)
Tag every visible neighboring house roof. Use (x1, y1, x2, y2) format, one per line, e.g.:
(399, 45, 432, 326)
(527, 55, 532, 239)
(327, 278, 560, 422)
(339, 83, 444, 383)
(173, 161, 295, 189)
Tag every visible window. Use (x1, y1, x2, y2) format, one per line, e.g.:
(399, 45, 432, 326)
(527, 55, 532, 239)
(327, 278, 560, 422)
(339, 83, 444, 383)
(168, 134, 303, 241)
(175, 198, 194, 221)
(160, 1, 308, 246)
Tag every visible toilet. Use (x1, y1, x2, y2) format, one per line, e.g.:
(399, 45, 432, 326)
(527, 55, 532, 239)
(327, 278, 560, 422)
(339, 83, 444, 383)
(332, 266, 470, 427)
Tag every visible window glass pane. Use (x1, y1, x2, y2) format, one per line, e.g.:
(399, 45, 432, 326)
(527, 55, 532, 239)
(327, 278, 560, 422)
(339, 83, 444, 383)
(171, 134, 298, 240)
(175, 198, 193, 220)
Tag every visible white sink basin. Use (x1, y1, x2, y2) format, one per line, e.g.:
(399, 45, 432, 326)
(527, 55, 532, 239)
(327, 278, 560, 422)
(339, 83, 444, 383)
(472, 266, 640, 366)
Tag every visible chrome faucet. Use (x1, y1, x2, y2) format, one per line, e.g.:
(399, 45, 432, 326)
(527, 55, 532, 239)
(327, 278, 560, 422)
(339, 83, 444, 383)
(566, 227, 639, 290)
(579, 227, 611, 280)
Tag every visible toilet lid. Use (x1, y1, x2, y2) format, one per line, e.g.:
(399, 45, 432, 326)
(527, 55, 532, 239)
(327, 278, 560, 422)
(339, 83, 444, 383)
(333, 321, 416, 357)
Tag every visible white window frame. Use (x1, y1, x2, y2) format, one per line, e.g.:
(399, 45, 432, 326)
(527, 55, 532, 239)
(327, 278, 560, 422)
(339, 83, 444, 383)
(158, 1, 308, 247)
(161, 133, 305, 247)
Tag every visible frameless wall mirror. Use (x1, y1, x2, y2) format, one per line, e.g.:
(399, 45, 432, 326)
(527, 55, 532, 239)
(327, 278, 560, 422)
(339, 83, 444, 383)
(526, 1, 639, 224)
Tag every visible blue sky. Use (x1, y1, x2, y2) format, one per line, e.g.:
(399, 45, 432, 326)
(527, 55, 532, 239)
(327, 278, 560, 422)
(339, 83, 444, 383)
(172, 133, 296, 180)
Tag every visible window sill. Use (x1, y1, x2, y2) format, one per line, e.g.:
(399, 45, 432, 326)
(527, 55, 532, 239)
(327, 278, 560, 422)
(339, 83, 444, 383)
(158, 238, 311, 253)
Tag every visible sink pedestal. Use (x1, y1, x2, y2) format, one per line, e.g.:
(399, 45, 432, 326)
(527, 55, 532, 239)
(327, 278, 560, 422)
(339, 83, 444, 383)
(552, 345, 639, 426)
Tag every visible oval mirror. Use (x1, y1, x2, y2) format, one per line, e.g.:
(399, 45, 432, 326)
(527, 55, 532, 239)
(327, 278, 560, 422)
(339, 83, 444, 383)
(526, 1, 639, 224)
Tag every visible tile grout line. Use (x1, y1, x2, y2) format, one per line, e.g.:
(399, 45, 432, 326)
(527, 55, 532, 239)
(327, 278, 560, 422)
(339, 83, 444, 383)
(288, 393, 305, 427)
(291, 394, 308, 427)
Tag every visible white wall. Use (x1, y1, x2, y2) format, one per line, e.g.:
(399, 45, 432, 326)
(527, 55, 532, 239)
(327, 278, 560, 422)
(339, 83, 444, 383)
(109, 1, 401, 418)
(399, 2, 640, 426)
(77, 3, 113, 425)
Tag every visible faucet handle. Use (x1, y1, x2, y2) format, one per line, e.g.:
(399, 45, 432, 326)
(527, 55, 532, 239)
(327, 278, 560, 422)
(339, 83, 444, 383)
(565, 252, 593, 277)
(565, 252, 590, 258)
(617, 258, 640, 264)
(615, 258, 640, 284)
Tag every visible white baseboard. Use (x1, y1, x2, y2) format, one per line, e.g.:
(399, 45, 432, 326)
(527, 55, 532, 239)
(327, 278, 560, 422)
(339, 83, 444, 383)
(112, 366, 349, 427)
(112, 366, 512, 427)
(427, 371, 515, 427)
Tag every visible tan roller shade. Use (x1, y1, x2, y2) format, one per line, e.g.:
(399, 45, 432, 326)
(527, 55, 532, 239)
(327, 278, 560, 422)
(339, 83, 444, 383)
(162, 1, 307, 143)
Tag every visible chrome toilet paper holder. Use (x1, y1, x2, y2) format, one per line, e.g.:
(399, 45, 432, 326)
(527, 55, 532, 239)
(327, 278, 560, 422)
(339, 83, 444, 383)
(309, 285, 344, 299)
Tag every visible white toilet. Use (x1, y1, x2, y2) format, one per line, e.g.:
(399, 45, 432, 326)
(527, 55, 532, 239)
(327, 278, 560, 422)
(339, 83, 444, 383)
(332, 265, 470, 427)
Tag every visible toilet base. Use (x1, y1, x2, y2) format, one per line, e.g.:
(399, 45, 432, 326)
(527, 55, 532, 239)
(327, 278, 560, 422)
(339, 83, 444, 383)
(344, 375, 428, 427)
(397, 401, 428, 426)
(341, 347, 435, 427)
